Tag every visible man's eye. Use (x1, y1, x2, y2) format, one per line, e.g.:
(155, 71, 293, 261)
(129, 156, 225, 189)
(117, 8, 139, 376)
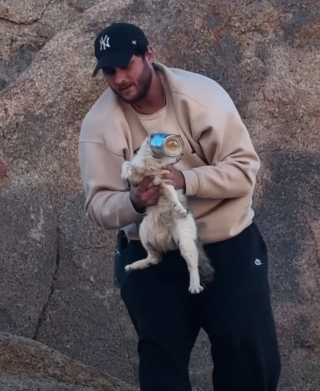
(102, 68, 115, 76)
(121, 59, 134, 71)
(120, 64, 131, 71)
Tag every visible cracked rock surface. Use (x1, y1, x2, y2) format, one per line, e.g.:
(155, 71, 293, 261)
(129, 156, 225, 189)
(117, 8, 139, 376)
(0, 0, 98, 92)
(0, 0, 320, 390)
(0, 332, 138, 390)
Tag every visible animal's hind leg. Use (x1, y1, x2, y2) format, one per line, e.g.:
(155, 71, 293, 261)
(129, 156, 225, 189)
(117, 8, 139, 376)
(125, 243, 161, 272)
(174, 218, 203, 294)
(125, 221, 162, 272)
(180, 241, 203, 294)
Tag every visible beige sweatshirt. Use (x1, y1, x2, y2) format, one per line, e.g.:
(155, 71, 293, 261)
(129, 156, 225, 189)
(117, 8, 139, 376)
(79, 63, 260, 244)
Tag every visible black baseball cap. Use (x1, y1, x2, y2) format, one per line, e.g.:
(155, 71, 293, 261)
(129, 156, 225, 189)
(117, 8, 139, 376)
(92, 23, 149, 76)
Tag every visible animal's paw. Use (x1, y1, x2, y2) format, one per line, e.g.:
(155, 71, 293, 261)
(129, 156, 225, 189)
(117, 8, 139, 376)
(189, 271, 203, 293)
(189, 283, 204, 294)
(121, 161, 133, 180)
(125, 259, 152, 272)
(173, 203, 188, 217)
(158, 169, 171, 176)
(153, 176, 162, 186)
(125, 264, 134, 273)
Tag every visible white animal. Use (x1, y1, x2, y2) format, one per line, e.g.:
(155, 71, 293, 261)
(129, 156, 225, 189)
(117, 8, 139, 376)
(121, 135, 214, 294)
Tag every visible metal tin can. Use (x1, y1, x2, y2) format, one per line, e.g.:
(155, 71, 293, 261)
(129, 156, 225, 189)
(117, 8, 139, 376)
(150, 133, 184, 158)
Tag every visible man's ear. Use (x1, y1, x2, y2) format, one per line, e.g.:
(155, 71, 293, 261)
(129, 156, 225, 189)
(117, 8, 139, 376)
(145, 46, 154, 65)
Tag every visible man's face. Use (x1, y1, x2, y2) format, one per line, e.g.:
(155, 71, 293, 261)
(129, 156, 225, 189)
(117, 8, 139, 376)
(102, 49, 154, 104)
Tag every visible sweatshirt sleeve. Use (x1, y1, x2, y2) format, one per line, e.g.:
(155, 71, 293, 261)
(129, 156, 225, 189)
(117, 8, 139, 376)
(181, 92, 260, 199)
(78, 141, 144, 230)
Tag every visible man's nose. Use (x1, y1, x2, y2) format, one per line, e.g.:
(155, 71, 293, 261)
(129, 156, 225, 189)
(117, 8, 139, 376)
(114, 69, 127, 86)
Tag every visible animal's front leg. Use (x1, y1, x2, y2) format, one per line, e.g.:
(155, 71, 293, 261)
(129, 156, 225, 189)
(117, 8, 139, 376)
(152, 176, 162, 186)
(121, 161, 133, 180)
(152, 169, 171, 186)
(164, 185, 187, 217)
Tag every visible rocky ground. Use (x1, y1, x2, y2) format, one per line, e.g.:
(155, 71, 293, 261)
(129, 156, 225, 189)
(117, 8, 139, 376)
(0, 0, 320, 390)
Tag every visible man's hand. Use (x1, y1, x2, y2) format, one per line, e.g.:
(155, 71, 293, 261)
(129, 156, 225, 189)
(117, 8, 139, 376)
(130, 176, 161, 213)
(161, 165, 186, 192)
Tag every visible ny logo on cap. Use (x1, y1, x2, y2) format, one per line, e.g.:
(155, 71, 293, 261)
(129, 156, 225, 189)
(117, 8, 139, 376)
(100, 34, 110, 50)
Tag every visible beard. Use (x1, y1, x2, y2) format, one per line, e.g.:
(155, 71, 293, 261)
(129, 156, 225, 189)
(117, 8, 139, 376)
(111, 62, 153, 104)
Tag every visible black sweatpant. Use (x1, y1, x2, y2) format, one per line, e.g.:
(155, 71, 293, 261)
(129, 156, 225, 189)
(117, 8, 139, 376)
(117, 223, 281, 391)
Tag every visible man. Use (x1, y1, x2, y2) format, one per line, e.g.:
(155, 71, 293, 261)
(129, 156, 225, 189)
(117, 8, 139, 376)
(79, 22, 281, 391)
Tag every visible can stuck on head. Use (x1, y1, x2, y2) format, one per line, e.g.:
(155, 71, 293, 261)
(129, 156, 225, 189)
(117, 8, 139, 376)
(150, 133, 184, 158)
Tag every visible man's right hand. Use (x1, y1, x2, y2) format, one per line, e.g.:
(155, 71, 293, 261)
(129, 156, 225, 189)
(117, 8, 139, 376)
(130, 176, 160, 213)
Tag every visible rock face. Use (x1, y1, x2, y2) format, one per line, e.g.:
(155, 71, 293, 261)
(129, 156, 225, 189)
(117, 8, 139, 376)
(0, 332, 138, 390)
(0, 0, 320, 390)
(0, 0, 99, 92)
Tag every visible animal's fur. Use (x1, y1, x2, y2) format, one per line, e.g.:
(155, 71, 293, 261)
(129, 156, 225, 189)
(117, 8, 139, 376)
(121, 135, 214, 293)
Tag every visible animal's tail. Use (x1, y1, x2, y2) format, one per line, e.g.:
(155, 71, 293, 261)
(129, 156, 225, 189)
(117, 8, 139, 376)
(196, 239, 215, 285)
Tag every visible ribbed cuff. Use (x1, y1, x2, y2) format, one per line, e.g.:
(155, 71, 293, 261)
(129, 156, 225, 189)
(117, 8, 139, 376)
(181, 169, 200, 197)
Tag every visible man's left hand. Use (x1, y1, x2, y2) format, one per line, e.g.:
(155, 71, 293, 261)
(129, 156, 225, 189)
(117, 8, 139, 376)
(161, 165, 186, 192)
